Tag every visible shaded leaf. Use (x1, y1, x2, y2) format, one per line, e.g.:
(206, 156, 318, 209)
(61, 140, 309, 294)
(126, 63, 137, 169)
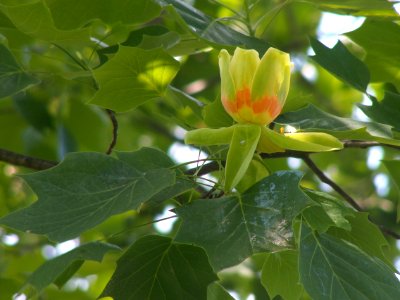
(299, 224, 400, 300)
(383, 160, 400, 222)
(161, 0, 269, 54)
(91, 46, 180, 112)
(304, 189, 353, 231)
(46, 0, 161, 30)
(359, 92, 400, 131)
(0, 44, 39, 98)
(203, 98, 234, 129)
(207, 282, 235, 300)
(329, 212, 391, 268)
(0, 151, 175, 242)
(347, 20, 400, 90)
(101, 235, 218, 300)
(176, 171, 311, 270)
(261, 250, 304, 300)
(309, 38, 369, 92)
(277, 104, 400, 146)
(24, 242, 120, 293)
(0, 0, 90, 46)
(117, 147, 194, 208)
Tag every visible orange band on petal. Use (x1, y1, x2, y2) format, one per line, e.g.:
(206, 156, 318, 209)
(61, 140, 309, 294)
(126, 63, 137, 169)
(252, 95, 281, 117)
(236, 88, 251, 110)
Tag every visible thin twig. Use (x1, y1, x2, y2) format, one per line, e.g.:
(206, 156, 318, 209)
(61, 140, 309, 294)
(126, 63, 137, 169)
(105, 109, 118, 155)
(302, 155, 363, 211)
(0, 148, 57, 170)
(302, 155, 400, 240)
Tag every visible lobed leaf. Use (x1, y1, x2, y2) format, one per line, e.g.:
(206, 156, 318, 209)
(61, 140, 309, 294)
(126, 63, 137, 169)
(0, 44, 40, 98)
(23, 242, 120, 293)
(0, 0, 90, 46)
(176, 171, 311, 270)
(277, 104, 400, 146)
(299, 224, 400, 300)
(358, 92, 400, 131)
(101, 235, 218, 300)
(347, 20, 400, 90)
(91, 46, 180, 112)
(261, 250, 304, 300)
(309, 38, 370, 92)
(0, 150, 176, 242)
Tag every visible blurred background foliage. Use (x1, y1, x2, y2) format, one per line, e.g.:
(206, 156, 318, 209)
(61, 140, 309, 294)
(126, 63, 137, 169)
(1, 0, 400, 299)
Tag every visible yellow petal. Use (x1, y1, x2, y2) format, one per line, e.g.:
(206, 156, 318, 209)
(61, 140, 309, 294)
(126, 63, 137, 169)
(229, 47, 260, 91)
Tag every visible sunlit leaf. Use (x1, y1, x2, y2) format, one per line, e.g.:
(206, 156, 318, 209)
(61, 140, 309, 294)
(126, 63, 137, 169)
(176, 171, 311, 270)
(101, 235, 218, 300)
(299, 224, 400, 300)
(299, 0, 399, 17)
(277, 104, 400, 146)
(261, 250, 304, 300)
(259, 127, 343, 153)
(91, 46, 180, 112)
(0, 150, 175, 242)
(225, 124, 261, 191)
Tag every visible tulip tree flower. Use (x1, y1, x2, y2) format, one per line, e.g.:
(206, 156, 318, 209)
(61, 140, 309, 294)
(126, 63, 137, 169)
(185, 47, 343, 192)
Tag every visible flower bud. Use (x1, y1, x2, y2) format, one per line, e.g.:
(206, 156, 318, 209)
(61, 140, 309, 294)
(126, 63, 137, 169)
(219, 47, 291, 125)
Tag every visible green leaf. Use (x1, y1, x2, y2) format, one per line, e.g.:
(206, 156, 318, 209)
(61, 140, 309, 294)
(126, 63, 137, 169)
(347, 20, 400, 90)
(117, 147, 194, 207)
(161, 0, 269, 54)
(24, 242, 120, 293)
(358, 92, 400, 131)
(329, 212, 391, 267)
(203, 98, 234, 129)
(277, 104, 400, 146)
(46, 0, 161, 30)
(185, 126, 235, 145)
(0, 44, 39, 98)
(383, 160, 400, 221)
(225, 124, 261, 191)
(207, 282, 235, 300)
(101, 235, 218, 300)
(304, 189, 353, 232)
(0, 0, 90, 46)
(261, 250, 304, 300)
(259, 127, 343, 153)
(309, 38, 370, 92)
(90, 46, 180, 112)
(298, 0, 399, 17)
(0, 151, 175, 242)
(299, 224, 400, 300)
(176, 171, 311, 270)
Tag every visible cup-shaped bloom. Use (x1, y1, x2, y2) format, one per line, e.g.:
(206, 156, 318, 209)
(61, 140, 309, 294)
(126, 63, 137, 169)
(219, 47, 291, 125)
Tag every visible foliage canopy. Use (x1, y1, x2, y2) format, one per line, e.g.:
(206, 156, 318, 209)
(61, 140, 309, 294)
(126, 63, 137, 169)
(1, 0, 400, 299)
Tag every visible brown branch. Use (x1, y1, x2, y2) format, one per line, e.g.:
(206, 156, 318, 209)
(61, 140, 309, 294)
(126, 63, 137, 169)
(302, 155, 400, 240)
(0, 148, 57, 170)
(302, 155, 363, 211)
(106, 109, 118, 155)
